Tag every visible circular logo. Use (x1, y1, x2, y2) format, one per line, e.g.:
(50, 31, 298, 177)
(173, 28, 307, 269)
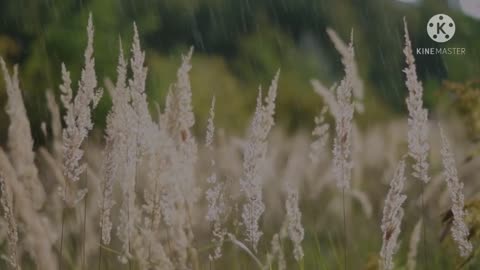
(427, 14, 455, 43)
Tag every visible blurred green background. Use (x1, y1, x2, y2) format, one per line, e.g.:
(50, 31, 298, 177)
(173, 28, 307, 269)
(0, 0, 479, 143)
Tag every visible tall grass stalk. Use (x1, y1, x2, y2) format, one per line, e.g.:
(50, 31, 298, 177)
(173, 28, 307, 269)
(328, 29, 356, 269)
(403, 18, 431, 269)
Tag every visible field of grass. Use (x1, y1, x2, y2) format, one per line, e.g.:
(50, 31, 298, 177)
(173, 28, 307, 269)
(1, 14, 480, 270)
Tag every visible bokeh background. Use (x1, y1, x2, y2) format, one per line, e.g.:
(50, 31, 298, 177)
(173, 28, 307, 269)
(0, 0, 479, 141)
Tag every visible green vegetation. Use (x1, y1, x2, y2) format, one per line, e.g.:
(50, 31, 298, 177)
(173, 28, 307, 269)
(1, 0, 479, 139)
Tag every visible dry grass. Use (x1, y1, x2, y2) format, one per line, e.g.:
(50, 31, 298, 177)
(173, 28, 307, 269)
(1, 15, 480, 270)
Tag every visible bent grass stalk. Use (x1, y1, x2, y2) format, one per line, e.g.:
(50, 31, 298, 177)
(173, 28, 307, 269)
(227, 234, 264, 270)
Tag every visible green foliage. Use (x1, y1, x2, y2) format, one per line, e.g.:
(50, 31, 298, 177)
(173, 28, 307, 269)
(1, 0, 480, 137)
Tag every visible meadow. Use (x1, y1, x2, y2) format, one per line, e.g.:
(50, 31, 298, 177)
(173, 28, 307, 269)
(1, 14, 480, 270)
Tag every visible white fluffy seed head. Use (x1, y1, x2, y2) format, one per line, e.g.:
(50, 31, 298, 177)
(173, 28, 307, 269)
(407, 219, 422, 270)
(331, 32, 355, 190)
(100, 41, 131, 245)
(403, 18, 430, 184)
(60, 14, 103, 205)
(380, 159, 407, 270)
(1, 58, 46, 208)
(240, 70, 280, 251)
(205, 96, 227, 260)
(439, 126, 472, 257)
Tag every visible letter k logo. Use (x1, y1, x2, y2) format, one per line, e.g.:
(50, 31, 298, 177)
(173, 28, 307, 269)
(437, 22, 446, 34)
(427, 14, 455, 43)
